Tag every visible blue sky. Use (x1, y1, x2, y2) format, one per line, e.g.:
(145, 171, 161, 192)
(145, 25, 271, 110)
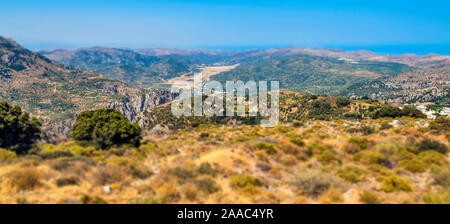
(1, 0, 450, 53)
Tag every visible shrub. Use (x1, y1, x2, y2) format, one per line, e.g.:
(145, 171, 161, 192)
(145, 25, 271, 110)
(336, 97, 351, 107)
(360, 125, 375, 135)
(230, 174, 263, 194)
(431, 165, 450, 188)
(70, 108, 141, 150)
(373, 105, 426, 119)
(131, 196, 167, 204)
(317, 150, 337, 164)
(429, 116, 450, 133)
(359, 191, 381, 204)
(197, 163, 217, 177)
(424, 189, 450, 204)
(169, 167, 196, 179)
(56, 176, 80, 187)
(256, 142, 278, 155)
(380, 123, 393, 130)
(0, 101, 41, 154)
(292, 121, 303, 127)
(348, 138, 369, 150)
(337, 165, 367, 183)
(0, 148, 17, 163)
(416, 138, 448, 154)
(380, 175, 412, 192)
(106, 157, 152, 179)
(319, 188, 344, 204)
(293, 170, 347, 197)
(398, 159, 427, 173)
(91, 164, 129, 185)
(194, 177, 220, 194)
(354, 151, 389, 166)
(289, 136, 305, 147)
(80, 194, 107, 204)
(7, 168, 42, 191)
(418, 151, 446, 166)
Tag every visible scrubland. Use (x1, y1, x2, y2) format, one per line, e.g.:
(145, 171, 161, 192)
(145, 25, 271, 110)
(0, 117, 448, 204)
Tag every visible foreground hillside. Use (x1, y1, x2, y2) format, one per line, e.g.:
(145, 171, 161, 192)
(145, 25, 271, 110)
(0, 116, 448, 204)
(0, 37, 142, 133)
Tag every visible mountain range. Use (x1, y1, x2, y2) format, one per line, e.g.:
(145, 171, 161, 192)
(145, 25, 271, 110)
(1, 36, 449, 135)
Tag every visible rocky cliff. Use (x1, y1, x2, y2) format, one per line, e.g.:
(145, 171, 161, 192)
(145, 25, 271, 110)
(106, 89, 178, 126)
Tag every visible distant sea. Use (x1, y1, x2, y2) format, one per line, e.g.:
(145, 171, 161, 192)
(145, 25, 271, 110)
(332, 44, 450, 55)
(202, 43, 450, 56)
(25, 41, 450, 56)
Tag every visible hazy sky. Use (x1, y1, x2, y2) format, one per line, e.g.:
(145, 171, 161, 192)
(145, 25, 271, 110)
(2, 0, 450, 50)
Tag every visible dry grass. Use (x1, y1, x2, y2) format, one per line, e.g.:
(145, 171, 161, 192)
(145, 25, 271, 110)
(0, 118, 448, 203)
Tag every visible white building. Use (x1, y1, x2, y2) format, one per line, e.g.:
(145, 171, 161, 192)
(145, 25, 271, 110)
(440, 107, 450, 117)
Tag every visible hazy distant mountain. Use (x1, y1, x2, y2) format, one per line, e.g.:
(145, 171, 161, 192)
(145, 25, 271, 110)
(0, 36, 142, 133)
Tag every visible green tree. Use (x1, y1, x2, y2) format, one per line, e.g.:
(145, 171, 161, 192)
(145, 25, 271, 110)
(373, 105, 426, 119)
(336, 96, 351, 107)
(69, 108, 141, 149)
(0, 101, 41, 154)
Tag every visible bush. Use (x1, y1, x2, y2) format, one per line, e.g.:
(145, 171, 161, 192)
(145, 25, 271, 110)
(380, 175, 412, 192)
(56, 176, 80, 187)
(319, 187, 344, 204)
(169, 167, 196, 179)
(194, 177, 220, 194)
(373, 105, 426, 119)
(429, 116, 450, 133)
(0, 101, 41, 154)
(91, 164, 129, 185)
(70, 108, 141, 150)
(80, 194, 107, 204)
(256, 142, 278, 155)
(337, 165, 367, 183)
(0, 148, 17, 163)
(360, 125, 375, 135)
(197, 163, 217, 177)
(348, 138, 369, 150)
(424, 189, 450, 204)
(230, 174, 263, 194)
(131, 196, 167, 204)
(354, 151, 389, 166)
(7, 168, 42, 191)
(418, 151, 446, 166)
(416, 138, 448, 154)
(359, 191, 381, 204)
(317, 150, 337, 164)
(336, 97, 351, 107)
(431, 165, 450, 188)
(293, 170, 347, 197)
(398, 159, 427, 173)
(289, 136, 305, 147)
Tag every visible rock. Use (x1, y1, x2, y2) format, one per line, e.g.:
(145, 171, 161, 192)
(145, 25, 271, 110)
(106, 90, 178, 124)
(103, 185, 111, 194)
(151, 124, 171, 136)
(389, 120, 400, 127)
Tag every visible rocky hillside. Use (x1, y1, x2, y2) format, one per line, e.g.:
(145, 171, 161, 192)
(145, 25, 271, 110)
(344, 66, 450, 104)
(40, 48, 190, 88)
(0, 36, 142, 133)
(106, 89, 178, 126)
(140, 90, 387, 130)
